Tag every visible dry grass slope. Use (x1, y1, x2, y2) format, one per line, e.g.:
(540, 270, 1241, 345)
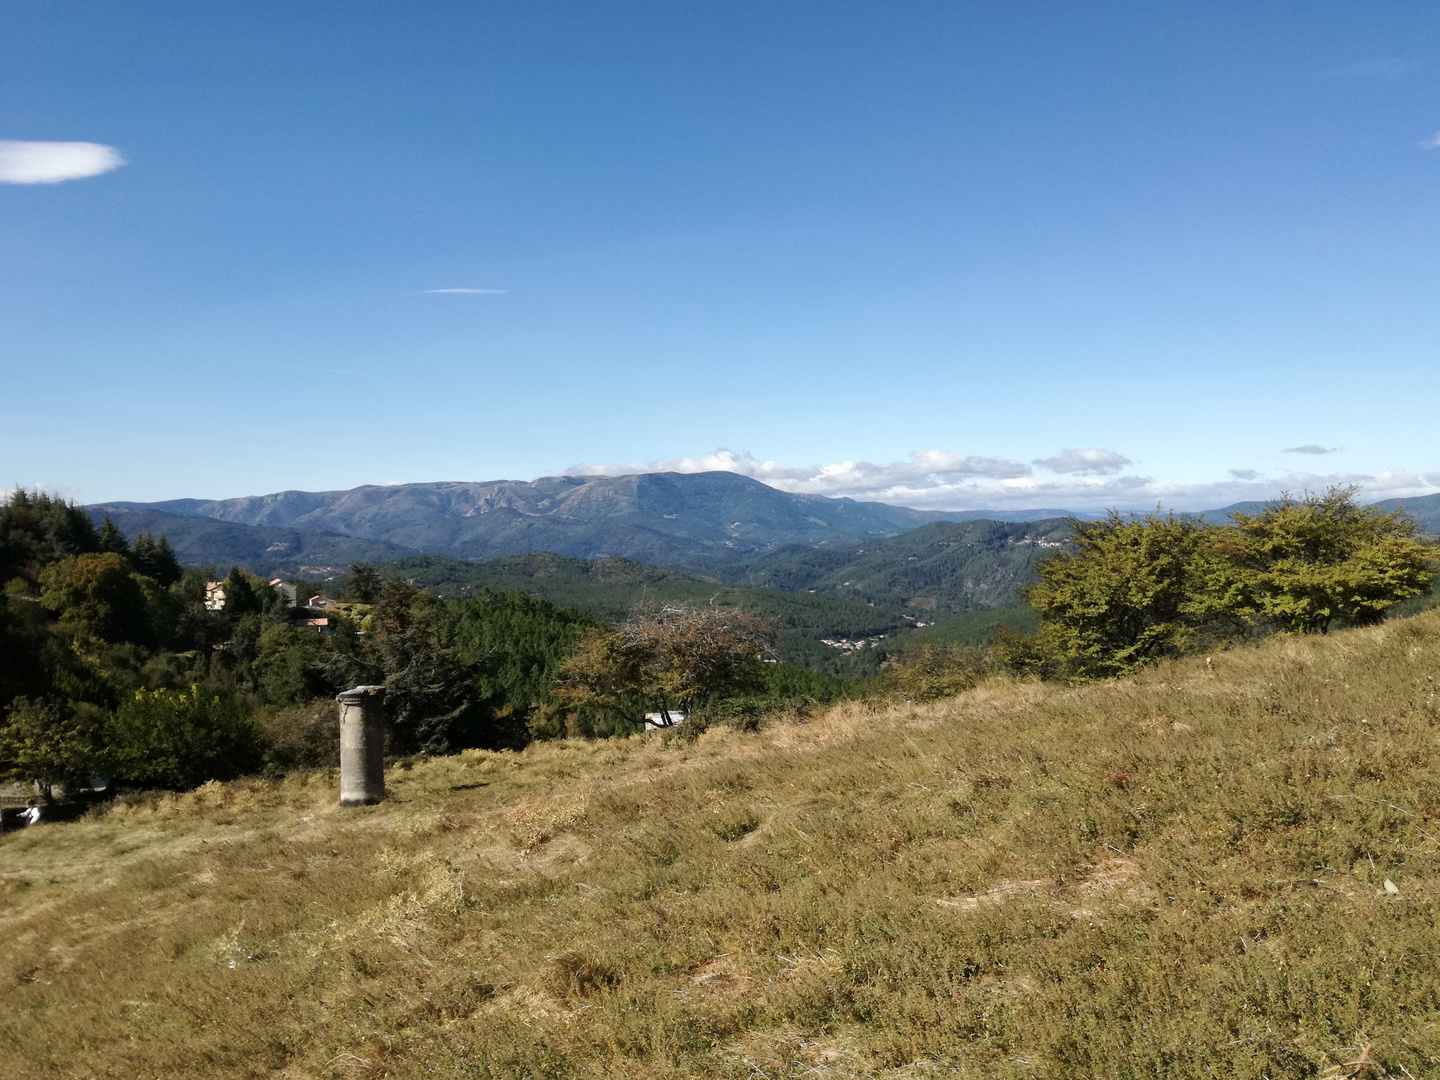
(6, 613, 1440, 1078)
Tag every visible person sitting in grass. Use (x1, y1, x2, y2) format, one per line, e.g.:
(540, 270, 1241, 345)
(20, 798, 41, 827)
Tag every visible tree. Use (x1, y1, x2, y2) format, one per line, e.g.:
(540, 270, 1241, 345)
(1188, 486, 1436, 634)
(108, 686, 262, 789)
(1, 489, 100, 582)
(363, 578, 496, 751)
(347, 562, 383, 603)
(254, 623, 335, 706)
(1020, 511, 1208, 679)
(0, 698, 106, 799)
(96, 516, 129, 555)
(885, 643, 990, 701)
(557, 604, 775, 725)
(222, 567, 263, 619)
(129, 531, 182, 587)
(144, 534, 182, 587)
(38, 553, 153, 645)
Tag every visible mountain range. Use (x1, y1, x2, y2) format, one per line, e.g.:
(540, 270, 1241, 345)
(89, 472, 1440, 576)
(93, 471, 1088, 572)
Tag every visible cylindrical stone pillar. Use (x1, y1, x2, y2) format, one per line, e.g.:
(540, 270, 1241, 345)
(337, 685, 386, 807)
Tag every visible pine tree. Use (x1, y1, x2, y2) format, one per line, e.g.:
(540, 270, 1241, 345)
(222, 567, 263, 618)
(96, 516, 129, 555)
(0, 489, 101, 581)
(152, 535, 183, 587)
(131, 531, 158, 579)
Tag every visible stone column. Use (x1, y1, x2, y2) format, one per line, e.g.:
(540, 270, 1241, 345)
(337, 685, 386, 807)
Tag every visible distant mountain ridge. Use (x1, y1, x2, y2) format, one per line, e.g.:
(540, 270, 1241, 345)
(85, 506, 417, 573)
(100, 472, 1023, 567)
(90, 473, 1440, 575)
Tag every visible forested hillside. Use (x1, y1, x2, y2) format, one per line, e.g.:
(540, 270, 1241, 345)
(87, 506, 417, 571)
(715, 518, 1073, 612)
(346, 553, 918, 676)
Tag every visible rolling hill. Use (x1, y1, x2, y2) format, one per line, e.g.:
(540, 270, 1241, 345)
(1372, 491, 1440, 533)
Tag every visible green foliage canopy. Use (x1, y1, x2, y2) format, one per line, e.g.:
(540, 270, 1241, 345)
(1021, 511, 1207, 680)
(1016, 487, 1437, 680)
(1188, 486, 1435, 634)
(108, 686, 263, 790)
(39, 553, 155, 645)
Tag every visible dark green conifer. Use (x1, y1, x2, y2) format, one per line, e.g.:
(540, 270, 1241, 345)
(96, 516, 129, 555)
(222, 567, 263, 618)
(151, 535, 183, 587)
(131, 531, 158, 578)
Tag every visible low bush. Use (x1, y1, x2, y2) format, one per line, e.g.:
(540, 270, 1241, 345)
(883, 641, 991, 701)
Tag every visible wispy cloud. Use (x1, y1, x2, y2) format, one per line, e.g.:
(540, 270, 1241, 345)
(1285, 444, 1338, 455)
(1033, 448, 1132, 475)
(1422, 131, 1440, 150)
(0, 140, 125, 184)
(420, 288, 508, 294)
(563, 449, 1440, 512)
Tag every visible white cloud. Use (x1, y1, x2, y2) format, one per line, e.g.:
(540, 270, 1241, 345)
(0, 140, 125, 184)
(568, 448, 1032, 498)
(1285, 444, 1338, 455)
(563, 449, 1440, 513)
(1033, 448, 1132, 475)
(1423, 131, 1440, 150)
(420, 288, 507, 294)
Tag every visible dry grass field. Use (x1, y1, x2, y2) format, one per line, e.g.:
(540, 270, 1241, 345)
(6, 613, 1440, 1078)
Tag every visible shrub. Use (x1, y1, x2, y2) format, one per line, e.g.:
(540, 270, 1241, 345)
(1187, 485, 1436, 634)
(109, 686, 263, 789)
(884, 642, 991, 701)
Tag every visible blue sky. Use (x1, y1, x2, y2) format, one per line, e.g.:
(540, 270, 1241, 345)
(4, 1, 1439, 511)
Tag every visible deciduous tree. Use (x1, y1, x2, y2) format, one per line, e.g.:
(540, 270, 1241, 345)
(1188, 486, 1435, 634)
(558, 604, 775, 725)
(108, 686, 261, 789)
(38, 553, 153, 645)
(0, 697, 106, 799)
(1019, 512, 1207, 679)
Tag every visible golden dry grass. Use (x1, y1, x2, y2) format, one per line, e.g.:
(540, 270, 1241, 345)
(6, 613, 1440, 1077)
